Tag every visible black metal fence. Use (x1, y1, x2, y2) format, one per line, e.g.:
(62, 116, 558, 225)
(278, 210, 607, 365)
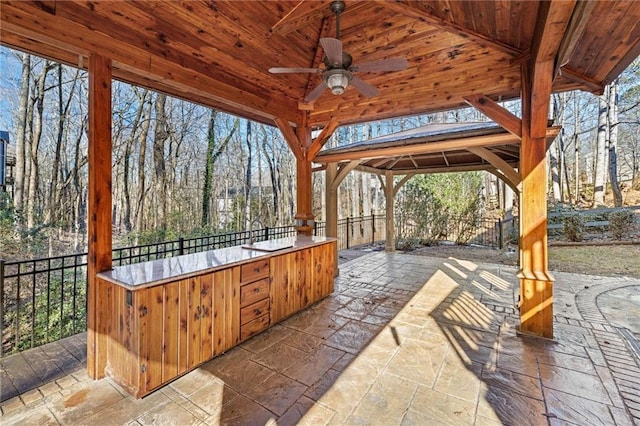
(0, 225, 296, 357)
(1, 215, 504, 356)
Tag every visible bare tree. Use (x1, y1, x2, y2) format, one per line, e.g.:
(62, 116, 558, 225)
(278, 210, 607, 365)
(594, 93, 608, 206)
(13, 53, 31, 218)
(607, 80, 623, 206)
(201, 110, 237, 227)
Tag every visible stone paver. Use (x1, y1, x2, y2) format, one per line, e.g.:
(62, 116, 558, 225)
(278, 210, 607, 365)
(1, 251, 639, 425)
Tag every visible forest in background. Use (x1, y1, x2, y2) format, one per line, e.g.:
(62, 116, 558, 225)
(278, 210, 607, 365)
(1, 47, 639, 262)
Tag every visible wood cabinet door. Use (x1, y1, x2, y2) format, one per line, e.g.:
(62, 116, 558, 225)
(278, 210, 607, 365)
(213, 267, 240, 355)
(270, 248, 312, 323)
(310, 241, 335, 304)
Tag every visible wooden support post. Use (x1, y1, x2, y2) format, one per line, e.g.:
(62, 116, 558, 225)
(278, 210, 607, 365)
(518, 61, 554, 339)
(295, 125, 314, 235)
(325, 162, 339, 275)
(384, 170, 395, 252)
(87, 54, 113, 379)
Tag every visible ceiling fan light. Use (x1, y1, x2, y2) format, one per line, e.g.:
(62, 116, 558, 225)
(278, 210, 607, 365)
(326, 71, 350, 95)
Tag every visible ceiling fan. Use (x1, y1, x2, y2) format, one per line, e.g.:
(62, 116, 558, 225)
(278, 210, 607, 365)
(268, 0, 409, 103)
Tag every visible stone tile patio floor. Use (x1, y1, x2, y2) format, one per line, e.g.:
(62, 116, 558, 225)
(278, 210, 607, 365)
(1, 250, 639, 425)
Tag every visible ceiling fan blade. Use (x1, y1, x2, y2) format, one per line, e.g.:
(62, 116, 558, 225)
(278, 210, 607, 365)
(269, 67, 323, 74)
(320, 37, 343, 67)
(304, 81, 328, 103)
(351, 76, 380, 98)
(351, 57, 409, 73)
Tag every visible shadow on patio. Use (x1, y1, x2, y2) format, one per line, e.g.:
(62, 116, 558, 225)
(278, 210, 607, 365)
(1, 251, 639, 425)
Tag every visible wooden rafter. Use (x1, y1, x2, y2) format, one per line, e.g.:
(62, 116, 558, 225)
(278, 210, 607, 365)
(393, 173, 416, 197)
(300, 15, 332, 110)
(463, 94, 522, 138)
(409, 155, 419, 169)
(308, 118, 339, 160)
(441, 152, 450, 167)
(386, 156, 403, 170)
(555, 1, 597, 75)
(380, 0, 523, 57)
(530, 0, 577, 64)
(467, 146, 521, 189)
(559, 67, 603, 94)
(270, 1, 330, 36)
(274, 117, 304, 161)
(332, 160, 362, 191)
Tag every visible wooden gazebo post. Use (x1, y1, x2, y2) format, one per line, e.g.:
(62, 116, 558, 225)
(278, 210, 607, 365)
(516, 1, 575, 338)
(275, 117, 338, 236)
(87, 54, 113, 379)
(518, 60, 554, 338)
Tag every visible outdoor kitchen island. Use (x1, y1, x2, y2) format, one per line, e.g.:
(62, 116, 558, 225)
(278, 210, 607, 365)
(96, 235, 336, 398)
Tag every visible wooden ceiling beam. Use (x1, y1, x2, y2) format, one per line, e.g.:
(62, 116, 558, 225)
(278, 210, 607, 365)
(530, 0, 577, 64)
(559, 67, 604, 94)
(274, 117, 304, 161)
(463, 94, 522, 138)
(467, 146, 521, 190)
(486, 168, 520, 194)
(308, 119, 340, 160)
(301, 15, 333, 110)
(331, 160, 363, 192)
(359, 163, 501, 176)
(379, 1, 523, 57)
(441, 152, 450, 167)
(372, 158, 392, 168)
(0, 1, 299, 125)
(270, 1, 330, 36)
(393, 173, 416, 197)
(555, 1, 597, 76)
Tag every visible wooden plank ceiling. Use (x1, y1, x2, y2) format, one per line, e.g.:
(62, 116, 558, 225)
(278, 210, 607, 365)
(2, 1, 639, 129)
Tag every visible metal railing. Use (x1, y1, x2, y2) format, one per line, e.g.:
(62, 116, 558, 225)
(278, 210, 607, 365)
(1, 215, 503, 356)
(0, 225, 296, 356)
(112, 225, 297, 266)
(0, 253, 87, 357)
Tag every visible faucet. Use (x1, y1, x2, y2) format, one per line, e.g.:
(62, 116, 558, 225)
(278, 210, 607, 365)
(248, 217, 263, 245)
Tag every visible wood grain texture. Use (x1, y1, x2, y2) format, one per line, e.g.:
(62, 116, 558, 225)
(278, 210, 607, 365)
(144, 285, 164, 392)
(200, 273, 214, 363)
(240, 278, 270, 308)
(518, 60, 554, 339)
(2, 1, 638, 127)
(162, 281, 180, 382)
(103, 242, 333, 398)
(87, 54, 112, 380)
(240, 259, 270, 285)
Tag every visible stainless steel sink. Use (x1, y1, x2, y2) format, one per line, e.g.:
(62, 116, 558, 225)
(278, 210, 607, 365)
(242, 240, 294, 252)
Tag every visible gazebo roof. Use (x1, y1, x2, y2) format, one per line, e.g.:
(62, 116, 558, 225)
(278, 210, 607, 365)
(314, 122, 560, 176)
(2, 1, 639, 129)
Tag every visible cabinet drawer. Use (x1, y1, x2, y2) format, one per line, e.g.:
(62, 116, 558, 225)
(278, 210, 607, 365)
(240, 298, 270, 325)
(241, 259, 269, 284)
(241, 313, 269, 341)
(240, 278, 269, 308)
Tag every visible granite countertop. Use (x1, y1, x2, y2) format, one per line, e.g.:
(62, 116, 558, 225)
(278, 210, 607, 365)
(97, 235, 335, 290)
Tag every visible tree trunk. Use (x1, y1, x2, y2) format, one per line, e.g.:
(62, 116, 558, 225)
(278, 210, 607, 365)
(48, 65, 80, 226)
(593, 93, 608, 206)
(122, 90, 146, 232)
(153, 93, 169, 231)
(607, 80, 623, 207)
(13, 53, 31, 217)
(26, 61, 52, 229)
(135, 89, 151, 234)
(202, 110, 237, 227)
(244, 120, 253, 228)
